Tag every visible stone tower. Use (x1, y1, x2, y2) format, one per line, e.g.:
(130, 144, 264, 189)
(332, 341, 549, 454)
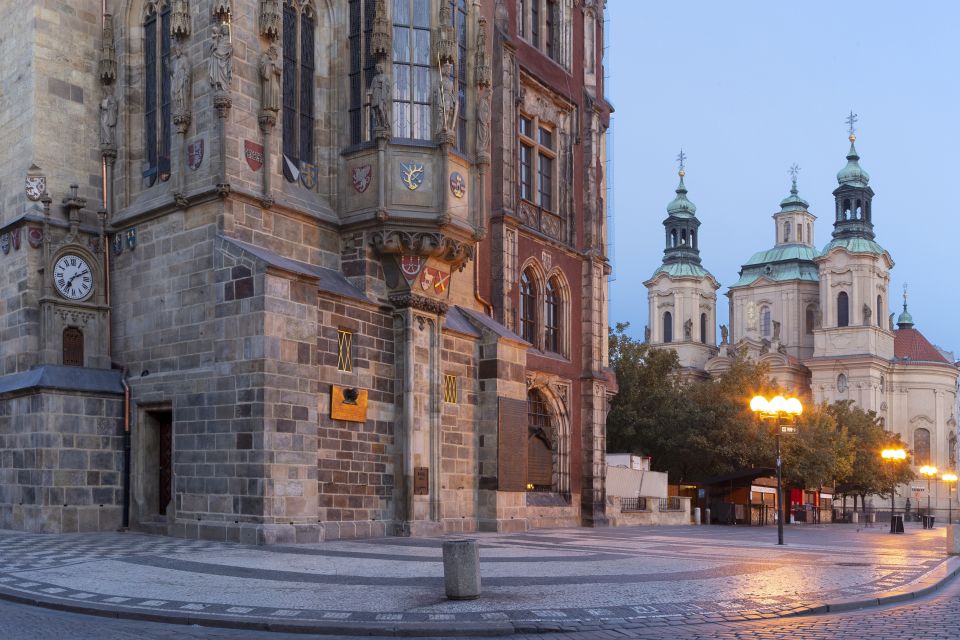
(808, 122, 895, 410)
(644, 161, 719, 377)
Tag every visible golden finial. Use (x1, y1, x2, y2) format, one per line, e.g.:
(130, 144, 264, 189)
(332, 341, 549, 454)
(846, 110, 858, 142)
(676, 149, 686, 178)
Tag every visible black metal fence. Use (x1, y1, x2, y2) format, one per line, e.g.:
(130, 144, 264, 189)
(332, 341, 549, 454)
(620, 497, 649, 512)
(659, 497, 682, 512)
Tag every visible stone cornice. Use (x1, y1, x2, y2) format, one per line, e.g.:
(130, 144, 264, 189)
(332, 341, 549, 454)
(370, 229, 474, 272)
(389, 293, 449, 315)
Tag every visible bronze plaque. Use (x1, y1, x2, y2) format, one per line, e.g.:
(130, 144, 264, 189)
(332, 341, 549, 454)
(498, 397, 528, 492)
(414, 466, 429, 495)
(330, 385, 369, 423)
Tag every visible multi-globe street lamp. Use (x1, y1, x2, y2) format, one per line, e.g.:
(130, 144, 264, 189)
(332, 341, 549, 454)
(881, 448, 907, 533)
(943, 473, 958, 525)
(750, 394, 803, 546)
(919, 465, 938, 523)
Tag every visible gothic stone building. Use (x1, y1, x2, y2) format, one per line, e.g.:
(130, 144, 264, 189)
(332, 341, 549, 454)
(645, 132, 959, 512)
(0, 0, 614, 543)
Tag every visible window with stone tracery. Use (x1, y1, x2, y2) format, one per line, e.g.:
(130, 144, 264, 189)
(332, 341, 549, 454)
(392, 0, 432, 140)
(451, 0, 468, 150)
(348, 0, 376, 144)
(520, 269, 537, 345)
(143, 1, 172, 186)
(526, 389, 554, 491)
(283, 1, 315, 166)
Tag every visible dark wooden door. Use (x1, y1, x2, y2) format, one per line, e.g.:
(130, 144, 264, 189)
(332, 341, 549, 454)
(158, 417, 172, 515)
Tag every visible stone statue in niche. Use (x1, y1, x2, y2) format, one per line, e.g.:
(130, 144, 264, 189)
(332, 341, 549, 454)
(171, 45, 191, 115)
(208, 24, 233, 92)
(683, 318, 692, 341)
(772, 320, 781, 342)
(259, 45, 281, 113)
(99, 90, 118, 147)
(862, 303, 872, 325)
(370, 62, 391, 132)
(720, 324, 728, 345)
(477, 89, 491, 151)
(434, 61, 458, 137)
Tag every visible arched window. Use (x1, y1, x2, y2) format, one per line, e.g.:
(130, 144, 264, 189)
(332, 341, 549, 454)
(670, 229, 677, 247)
(797, 223, 802, 243)
(680, 229, 687, 245)
(663, 311, 673, 343)
(914, 428, 931, 465)
(805, 304, 816, 335)
(699, 313, 707, 344)
(144, 2, 172, 187)
(63, 328, 84, 367)
(843, 199, 851, 220)
(392, 0, 431, 140)
(837, 292, 849, 327)
(527, 389, 554, 491)
(348, 0, 376, 144)
(783, 221, 791, 242)
(544, 277, 560, 353)
(282, 1, 315, 169)
(807, 223, 811, 242)
(690, 230, 696, 249)
(760, 306, 771, 337)
(520, 269, 537, 345)
(876, 295, 883, 328)
(837, 373, 848, 394)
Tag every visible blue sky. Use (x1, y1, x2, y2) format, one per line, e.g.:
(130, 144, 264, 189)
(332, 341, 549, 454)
(606, 2, 960, 355)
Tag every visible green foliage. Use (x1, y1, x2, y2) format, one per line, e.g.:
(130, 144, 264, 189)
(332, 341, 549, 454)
(606, 325, 908, 493)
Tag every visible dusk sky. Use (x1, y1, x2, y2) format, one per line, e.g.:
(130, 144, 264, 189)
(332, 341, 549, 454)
(606, 2, 960, 356)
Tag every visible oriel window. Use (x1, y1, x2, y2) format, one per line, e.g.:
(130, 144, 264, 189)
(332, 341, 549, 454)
(144, 2, 172, 186)
(282, 1, 315, 165)
(452, 0, 468, 150)
(348, 0, 376, 144)
(392, 0, 431, 140)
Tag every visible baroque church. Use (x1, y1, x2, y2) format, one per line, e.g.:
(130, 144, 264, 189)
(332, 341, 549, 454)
(0, 0, 615, 542)
(645, 126, 960, 512)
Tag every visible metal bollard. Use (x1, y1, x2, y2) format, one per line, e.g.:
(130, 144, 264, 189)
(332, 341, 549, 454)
(693, 507, 701, 526)
(442, 538, 481, 600)
(704, 508, 711, 525)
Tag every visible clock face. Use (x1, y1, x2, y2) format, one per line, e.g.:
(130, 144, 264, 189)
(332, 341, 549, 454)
(53, 254, 94, 300)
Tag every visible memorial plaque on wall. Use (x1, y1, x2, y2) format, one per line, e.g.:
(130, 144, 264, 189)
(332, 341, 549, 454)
(330, 385, 368, 422)
(414, 466, 429, 495)
(498, 397, 528, 492)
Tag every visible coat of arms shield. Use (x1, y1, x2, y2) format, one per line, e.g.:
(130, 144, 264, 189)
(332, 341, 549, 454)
(399, 255, 423, 282)
(352, 165, 372, 193)
(300, 162, 318, 191)
(27, 227, 43, 249)
(10, 229, 21, 251)
(25, 175, 46, 201)
(187, 139, 204, 171)
(245, 141, 264, 172)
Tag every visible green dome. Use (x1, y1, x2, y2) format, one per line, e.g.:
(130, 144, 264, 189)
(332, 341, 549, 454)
(779, 179, 809, 212)
(821, 236, 887, 256)
(667, 175, 697, 217)
(897, 305, 914, 329)
(837, 140, 870, 187)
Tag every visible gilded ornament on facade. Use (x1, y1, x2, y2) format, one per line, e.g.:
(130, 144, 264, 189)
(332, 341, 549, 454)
(449, 172, 465, 198)
(400, 162, 425, 190)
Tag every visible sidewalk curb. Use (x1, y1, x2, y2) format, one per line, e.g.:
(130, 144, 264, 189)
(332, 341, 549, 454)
(0, 554, 958, 636)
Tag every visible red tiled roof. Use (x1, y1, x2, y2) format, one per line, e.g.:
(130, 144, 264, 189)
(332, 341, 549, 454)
(894, 328, 951, 364)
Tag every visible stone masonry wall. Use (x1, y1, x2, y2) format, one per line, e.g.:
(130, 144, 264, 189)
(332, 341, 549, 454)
(439, 329, 479, 531)
(0, 390, 124, 533)
(316, 294, 397, 540)
(0, 240, 42, 375)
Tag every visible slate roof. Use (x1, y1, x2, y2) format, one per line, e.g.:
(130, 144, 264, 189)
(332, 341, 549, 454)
(894, 328, 953, 365)
(0, 366, 124, 396)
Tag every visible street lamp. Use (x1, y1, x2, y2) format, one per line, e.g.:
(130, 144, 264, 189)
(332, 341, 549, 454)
(943, 473, 958, 525)
(881, 448, 907, 533)
(919, 465, 938, 523)
(750, 394, 803, 546)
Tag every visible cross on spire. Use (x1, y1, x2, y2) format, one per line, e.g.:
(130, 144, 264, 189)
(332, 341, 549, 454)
(676, 149, 687, 176)
(788, 163, 801, 182)
(903, 282, 909, 308)
(845, 110, 858, 136)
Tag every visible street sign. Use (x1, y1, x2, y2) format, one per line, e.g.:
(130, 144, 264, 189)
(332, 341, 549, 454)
(780, 425, 797, 434)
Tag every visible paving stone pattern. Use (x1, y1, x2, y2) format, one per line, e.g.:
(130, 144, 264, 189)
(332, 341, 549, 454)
(0, 524, 949, 635)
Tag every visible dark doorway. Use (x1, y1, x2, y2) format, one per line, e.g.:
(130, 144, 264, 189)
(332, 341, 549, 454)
(156, 412, 172, 515)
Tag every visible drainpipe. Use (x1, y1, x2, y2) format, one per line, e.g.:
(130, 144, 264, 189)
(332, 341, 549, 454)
(121, 370, 131, 529)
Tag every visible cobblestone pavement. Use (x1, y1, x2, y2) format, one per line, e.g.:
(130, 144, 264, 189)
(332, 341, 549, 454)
(0, 523, 951, 636)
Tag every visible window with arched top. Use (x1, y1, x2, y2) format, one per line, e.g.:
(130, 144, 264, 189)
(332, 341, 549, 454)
(914, 427, 931, 465)
(527, 389, 554, 491)
(783, 221, 791, 242)
(348, 0, 376, 144)
(544, 277, 560, 353)
(680, 229, 687, 245)
(837, 291, 849, 327)
(520, 269, 537, 345)
(392, 0, 432, 140)
(143, 1, 172, 187)
(670, 229, 677, 247)
(805, 304, 816, 335)
(760, 306, 772, 337)
(663, 311, 673, 343)
(690, 230, 696, 249)
(700, 313, 707, 344)
(797, 223, 802, 243)
(837, 373, 848, 394)
(283, 1, 316, 166)
(63, 328, 84, 367)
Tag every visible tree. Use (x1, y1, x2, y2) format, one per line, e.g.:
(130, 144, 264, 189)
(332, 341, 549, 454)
(781, 404, 854, 492)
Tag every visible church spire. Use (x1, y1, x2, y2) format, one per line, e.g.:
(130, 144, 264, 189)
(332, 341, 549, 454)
(897, 283, 914, 329)
(832, 111, 876, 241)
(779, 163, 809, 212)
(661, 150, 702, 266)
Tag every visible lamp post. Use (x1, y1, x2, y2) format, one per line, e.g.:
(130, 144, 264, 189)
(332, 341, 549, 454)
(750, 394, 803, 546)
(881, 448, 907, 532)
(943, 473, 958, 525)
(920, 465, 938, 522)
